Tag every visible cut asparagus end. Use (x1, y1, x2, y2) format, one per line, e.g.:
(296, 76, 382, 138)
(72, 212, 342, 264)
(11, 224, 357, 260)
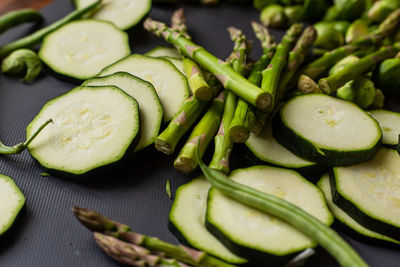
(298, 75, 321, 94)
(229, 125, 250, 143)
(256, 92, 272, 111)
(317, 78, 332, 94)
(194, 85, 214, 101)
(155, 139, 174, 155)
(174, 157, 197, 173)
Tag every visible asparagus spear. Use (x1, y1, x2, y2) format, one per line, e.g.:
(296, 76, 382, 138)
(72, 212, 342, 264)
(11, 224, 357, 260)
(226, 27, 252, 143)
(174, 92, 225, 173)
(143, 17, 272, 112)
(260, 23, 303, 111)
(94, 232, 189, 267)
(318, 43, 400, 94)
(301, 8, 400, 80)
(209, 24, 252, 173)
(155, 96, 208, 155)
(72, 207, 235, 267)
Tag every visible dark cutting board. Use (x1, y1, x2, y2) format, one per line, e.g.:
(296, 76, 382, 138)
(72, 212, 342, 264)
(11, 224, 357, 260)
(0, 1, 399, 266)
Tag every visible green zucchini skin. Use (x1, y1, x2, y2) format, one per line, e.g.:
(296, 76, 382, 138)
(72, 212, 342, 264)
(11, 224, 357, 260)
(27, 86, 141, 180)
(318, 174, 400, 248)
(0, 9, 43, 34)
(204, 217, 295, 266)
(330, 171, 400, 241)
(272, 109, 381, 166)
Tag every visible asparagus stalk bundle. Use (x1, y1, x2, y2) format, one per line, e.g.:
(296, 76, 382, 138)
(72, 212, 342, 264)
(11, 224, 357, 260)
(171, 8, 190, 39)
(143, 17, 272, 112)
(209, 25, 252, 173)
(300, 8, 400, 81)
(72, 207, 235, 267)
(319, 43, 400, 94)
(174, 92, 225, 173)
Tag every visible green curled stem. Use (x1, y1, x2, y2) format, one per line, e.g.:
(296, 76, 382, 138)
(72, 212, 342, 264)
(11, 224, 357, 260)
(2, 49, 42, 82)
(0, 119, 53, 154)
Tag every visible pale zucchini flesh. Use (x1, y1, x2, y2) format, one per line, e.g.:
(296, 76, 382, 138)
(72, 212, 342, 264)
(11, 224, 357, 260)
(0, 175, 25, 236)
(318, 174, 400, 245)
(369, 109, 400, 147)
(163, 57, 185, 76)
(83, 72, 163, 152)
(206, 166, 333, 263)
(99, 54, 189, 122)
(274, 94, 382, 166)
(75, 0, 151, 30)
(27, 86, 140, 176)
(145, 46, 181, 59)
(39, 20, 130, 80)
(332, 148, 400, 240)
(246, 120, 316, 169)
(169, 177, 247, 264)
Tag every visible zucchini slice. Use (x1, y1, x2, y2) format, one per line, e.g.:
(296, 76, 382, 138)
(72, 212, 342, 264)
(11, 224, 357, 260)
(206, 166, 333, 264)
(39, 20, 130, 80)
(369, 109, 400, 147)
(145, 46, 181, 59)
(273, 94, 382, 166)
(27, 86, 140, 176)
(318, 174, 400, 245)
(169, 177, 247, 265)
(246, 120, 316, 170)
(0, 175, 25, 236)
(83, 72, 163, 152)
(99, 54, 189, 122)
(74, 0, 151, 30)
(331, 148, 400, 241)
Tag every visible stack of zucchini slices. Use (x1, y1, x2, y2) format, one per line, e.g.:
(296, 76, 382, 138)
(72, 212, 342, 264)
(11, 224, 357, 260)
(168, 93, 400, 265)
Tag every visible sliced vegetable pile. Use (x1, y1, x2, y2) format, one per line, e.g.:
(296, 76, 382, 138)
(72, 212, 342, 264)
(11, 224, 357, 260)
(1, 1, 400, 267)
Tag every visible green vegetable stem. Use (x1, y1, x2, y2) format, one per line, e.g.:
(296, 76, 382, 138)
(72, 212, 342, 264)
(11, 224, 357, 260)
(1, 49, 42, 82)
(0, 119, 52, 154)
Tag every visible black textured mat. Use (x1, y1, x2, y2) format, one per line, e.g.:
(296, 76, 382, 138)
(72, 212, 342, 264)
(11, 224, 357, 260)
(0, 1, 399, 266)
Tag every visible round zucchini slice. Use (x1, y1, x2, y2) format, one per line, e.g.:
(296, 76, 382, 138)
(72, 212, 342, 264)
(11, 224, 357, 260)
(0, 175, 25, 236)
(75, 0, 151, 30)
(83, 72, 163, 152)
(318, 174, 400, 245)
(27, 86, 140, 176)
(246, 120, 316, 170)
(206, 166, 333, 264)
(273, 94, 382, 166)
(169, 177, 247, 265)
(331, 148, 400, 241)
(99, 54, 189, 122)
(39, 20, 130, 80)
(369, 109, 400, 148)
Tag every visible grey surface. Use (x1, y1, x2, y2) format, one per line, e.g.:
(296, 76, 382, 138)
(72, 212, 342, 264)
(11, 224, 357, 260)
(0, 0, 399, 266)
